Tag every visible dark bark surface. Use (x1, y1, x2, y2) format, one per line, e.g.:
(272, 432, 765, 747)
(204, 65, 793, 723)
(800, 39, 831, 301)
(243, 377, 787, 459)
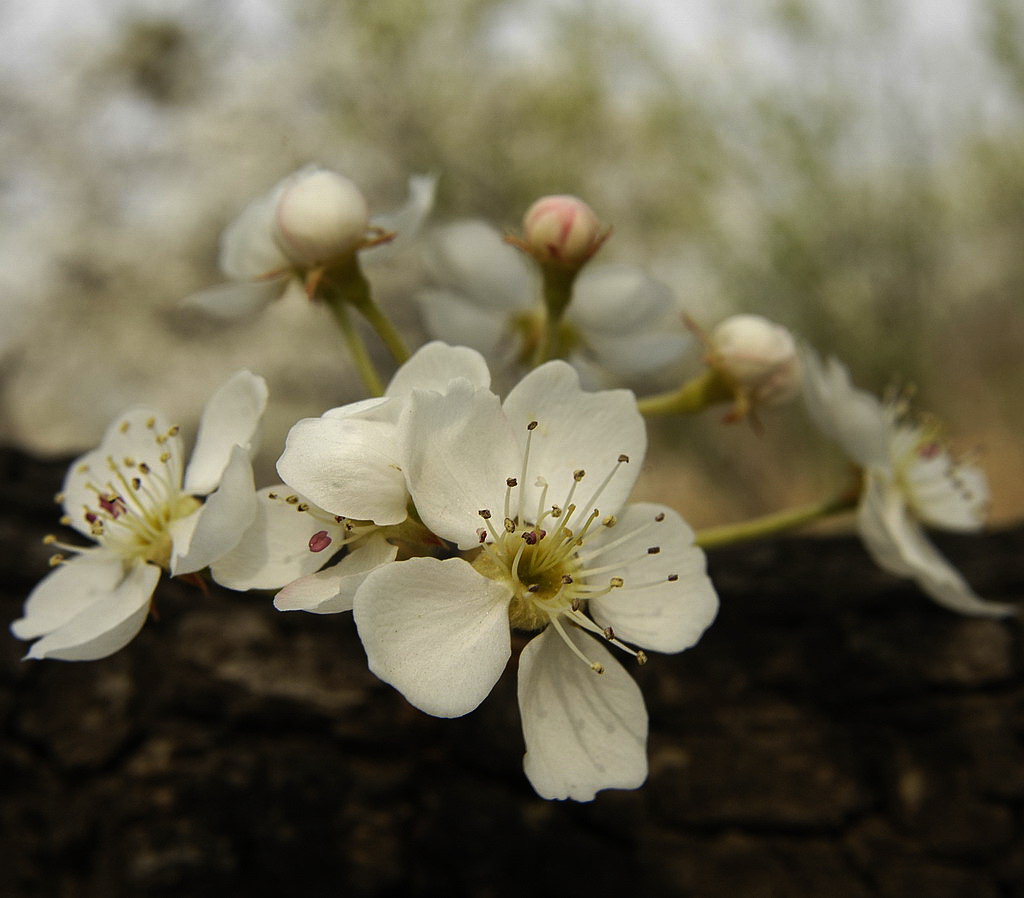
(2, 446, 1023, 897)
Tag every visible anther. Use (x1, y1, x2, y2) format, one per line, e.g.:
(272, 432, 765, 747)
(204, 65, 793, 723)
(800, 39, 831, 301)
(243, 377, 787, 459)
(54, 492, 66, 503)
(49, 554, 65, 567)
(527, 421, 539, 431)
(654, 512, 665, 522)
(610, 577, 624, 588)
(603, 515, 617, 527)
(285, 495, 299, 504)
(561, 574, 574, 584)
(477, 528, 488, 543)
(590, 662, 605, 675)
(504, 517, 516, 533)
(506, 477, 518, 487)
(159, 451, 171, 463)
(168, 425, 180, 436)
(138, 462, 150, 474)
(636, 651, 648, 666)
(478, 509, 492, 519)
(145, 417, 156, 428)
(297, 503, 309, 512)
(267, 492, 278, 499)
(571, 597, 581, 611)
(120, 421, 131, 433)
(667, 573, 679, 582)
(522, 530, 539, 545)
(527, 584, 540, 593)
(618, 454, 629, 463)
(123, 457, 135, 467)
(43, 534, 57, 545)
(647, 546, 661, 555)
(59, 515, 71, 526)
(131, 477, 141, 490)
(308, 531, 332, 553)
(334, 515, 345, 522)
(603, 626, 615, 640)
(573, 469, 585, 481)
(551, 505, 562, 518)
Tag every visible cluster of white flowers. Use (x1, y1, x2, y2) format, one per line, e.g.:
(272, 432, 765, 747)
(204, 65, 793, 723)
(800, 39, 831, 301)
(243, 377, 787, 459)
(11, 164, 1015, 802)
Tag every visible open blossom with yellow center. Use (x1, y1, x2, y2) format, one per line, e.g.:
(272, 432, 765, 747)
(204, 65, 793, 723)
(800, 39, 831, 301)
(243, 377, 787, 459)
(352, 362, 718, 801)
(11, 371, 268, 660)
(801, 349, 1014, 617)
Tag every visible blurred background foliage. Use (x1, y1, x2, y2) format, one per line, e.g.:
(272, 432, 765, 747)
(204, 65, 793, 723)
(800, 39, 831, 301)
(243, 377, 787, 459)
(0, 0, 1021, 524)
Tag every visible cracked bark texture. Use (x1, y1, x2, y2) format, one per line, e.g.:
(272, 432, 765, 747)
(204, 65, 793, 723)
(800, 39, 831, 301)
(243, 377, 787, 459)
(2, 447, 1023, 897)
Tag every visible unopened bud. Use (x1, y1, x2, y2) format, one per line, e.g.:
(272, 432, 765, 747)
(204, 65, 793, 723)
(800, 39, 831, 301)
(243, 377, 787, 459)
(273, 168, 370, 266)
(521, 195, 603, 268)
(709, 314, 801, 406)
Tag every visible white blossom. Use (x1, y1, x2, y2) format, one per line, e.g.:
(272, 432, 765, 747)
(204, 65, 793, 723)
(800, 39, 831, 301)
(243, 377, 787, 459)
(802, 349, 1014, 617)
(709, 313, 801, 408)
(11, 371, 268, 660)
(352, 362, 718, 800)
(184, 165, 436, 320)
(416, 220, 691, 385)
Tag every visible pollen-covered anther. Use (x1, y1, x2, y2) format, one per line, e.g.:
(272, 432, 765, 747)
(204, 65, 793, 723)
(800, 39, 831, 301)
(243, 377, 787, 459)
(506, 477, 518, 487)
(573, 469, 585, 482)
(504, 517, 516, 533)
(478, 509, 492, 519)
(618, 454, 629, 463)
(48, 554, 65, 567)
(561, 574, 574, 584)
(635, 651, 648, 666)
(42, 534, 57, 545)
(602, 515, 617, 528)
(590, 662, 605, 674)
(610, 577, 624, 588)
(59, 515, 71, 526)
(54, 492, 66, 504)
(285, 495, 299, 505)
(603, 626, 615, 639)
(296, 503, 309, 512)
(138, 463, 151, 474)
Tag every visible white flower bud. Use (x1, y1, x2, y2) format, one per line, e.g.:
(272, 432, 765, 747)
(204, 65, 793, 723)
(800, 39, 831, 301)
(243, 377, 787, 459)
(709, 314, 801, 406)
(273, 168, 370, 267)
(521, 194, 603, 267)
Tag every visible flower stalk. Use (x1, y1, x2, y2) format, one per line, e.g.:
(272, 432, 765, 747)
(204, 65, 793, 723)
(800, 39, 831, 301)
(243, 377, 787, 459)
(636, 368, 736, 418)
(694, 490, 860, 550)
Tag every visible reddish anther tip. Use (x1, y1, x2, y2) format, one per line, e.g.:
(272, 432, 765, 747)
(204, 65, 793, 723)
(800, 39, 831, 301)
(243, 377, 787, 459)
(308, 530, 333, 553)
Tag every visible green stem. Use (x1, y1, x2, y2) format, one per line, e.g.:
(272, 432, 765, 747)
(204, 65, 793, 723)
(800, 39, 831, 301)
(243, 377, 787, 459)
(532, 265, 578, 367)
(324, 292, 384, 396)
(637, 368, 735, 417)
(695, 491, 859, 550)
(353, 294, 410, 365)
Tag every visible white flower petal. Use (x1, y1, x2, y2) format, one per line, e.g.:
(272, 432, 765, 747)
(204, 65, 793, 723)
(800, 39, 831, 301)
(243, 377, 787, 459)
(180, 277, 288, 321)
(184, 370, 269, 495)
(518, 625, 648, 801)
(584, 330, 692, 379)
(277, 416, 409, 525)
(801, 349, 889, 468)
(219, 183, 290, 280)
(569, 264, 676, 333)
(384, 340, 491, 400)
(588, 504, 719, 653)
(501, 361, 646, 522)
(858, 470, 1014, 617)
(425, 220, 535, 311)
(366, 173, 438, 259)
(906, 450, 988, 533)
(353, 557, 512, 717)
(274, 536, 398, 614)
(171, 446, 256, 576)
(416, 289, 510, 357)
(210, 485, 348, 591)
(11, 551, 127, 640)
(24, 559, 160, 661)
(402, 380, 518, 548)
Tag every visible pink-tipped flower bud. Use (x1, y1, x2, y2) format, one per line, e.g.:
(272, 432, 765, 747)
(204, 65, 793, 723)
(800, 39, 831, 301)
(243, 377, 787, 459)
(521, 194, 604, 268)
(273, 168, 370, 267)
(709, 314, 801, 406)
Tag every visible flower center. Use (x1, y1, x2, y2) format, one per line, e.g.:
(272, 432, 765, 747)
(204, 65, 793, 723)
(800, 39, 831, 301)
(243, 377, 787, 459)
(49, 420, 198, 569)
(470, 419, 660, 673)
